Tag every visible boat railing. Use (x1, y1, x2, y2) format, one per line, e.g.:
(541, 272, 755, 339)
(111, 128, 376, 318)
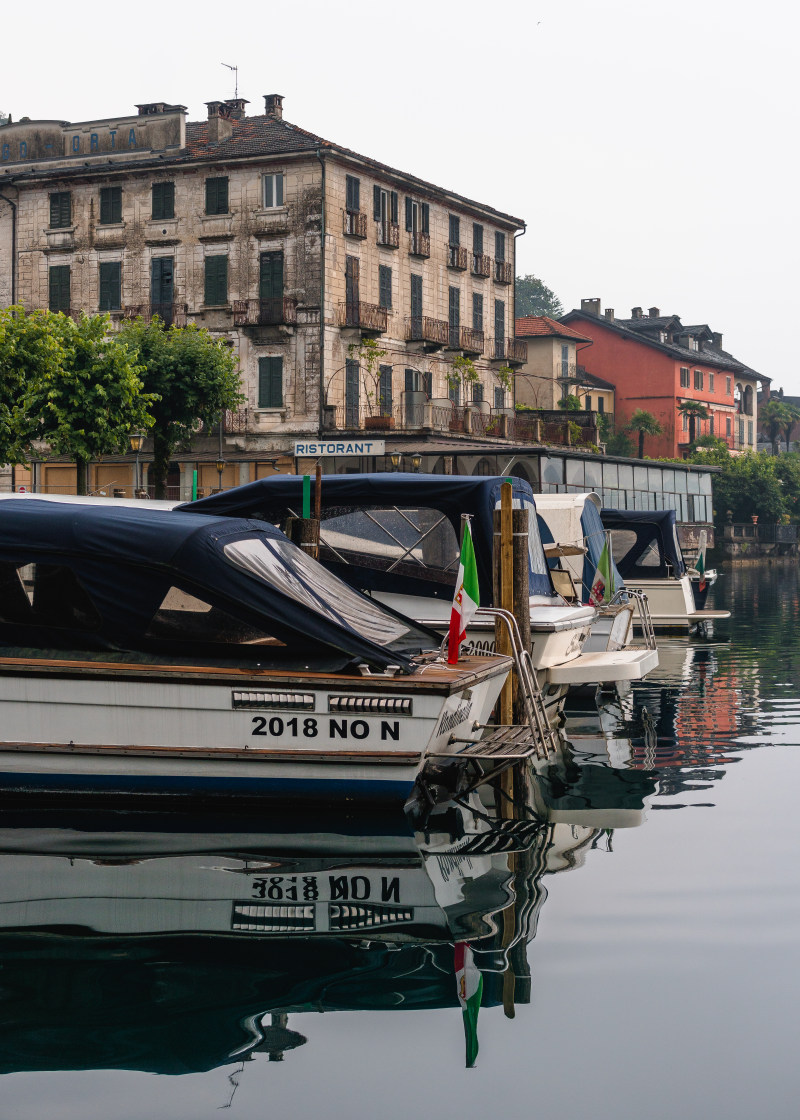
(610, 587, 657, 650)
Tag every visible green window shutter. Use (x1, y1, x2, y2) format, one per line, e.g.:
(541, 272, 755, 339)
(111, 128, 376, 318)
(275, 173, 284, 207)
(152, 182, 175, 220)
(473, 293, 483, 332)
(258, 356, 283, 408)
(495, 231, 505, 261)
(206, 177, 229, 214)
(449, 215, 459, 245)
(379, 364, 393, 416)
(259, 251, 284, 299)
(345, 359, 360, 425)
(473, 223, 483, 254)
(379, 265, 392, 309)
(49, 265, 71, 312)
(346, 175, 360, 211)
(100, 187, 122, 224)
(390, 191, 398, 224)
(50, 192, 71, 228)
(494, 299, 505, 339)
(204, 255, 228, 305)
(99, 261, 121, 311)
(373, 185, 381, 220)
(410, 273, 422, 321)
(421, 203, 429, 234)
(405, 197, 413, 231)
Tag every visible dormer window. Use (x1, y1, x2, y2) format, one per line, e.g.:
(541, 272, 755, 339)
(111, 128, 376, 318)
(690, 338, 699, 351)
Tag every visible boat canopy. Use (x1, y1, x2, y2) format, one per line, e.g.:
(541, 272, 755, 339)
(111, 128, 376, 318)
(534, 492, 624, 600)
(0, 501, 437, 671)
(181, 473, 555, 602)
(600, 508, 687, 579)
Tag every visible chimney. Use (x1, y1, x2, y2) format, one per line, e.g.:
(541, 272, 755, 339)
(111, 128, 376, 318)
(631, 306, 643, 319)
(604, 308, 615, 321)
(648, 306, 660, 318)
(206, 101, 234, 142)
(264, 94, 284, 120)
(712, 331, 723, 349)
(224, 98, 249, 120)
(581, 297, 601, 316)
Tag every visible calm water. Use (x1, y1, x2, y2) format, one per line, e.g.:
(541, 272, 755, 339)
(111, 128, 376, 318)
(2, 564, 800, 1120)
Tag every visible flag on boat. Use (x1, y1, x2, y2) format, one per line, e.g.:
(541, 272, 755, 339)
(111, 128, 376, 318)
(695, 530, 708, 592)
(447, 519, 480, 664)
(589, 533, 616, 606)
(454, 941, 483, 1068)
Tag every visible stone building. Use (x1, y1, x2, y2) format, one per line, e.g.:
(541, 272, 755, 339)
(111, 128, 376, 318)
(0, 95, 526, 493)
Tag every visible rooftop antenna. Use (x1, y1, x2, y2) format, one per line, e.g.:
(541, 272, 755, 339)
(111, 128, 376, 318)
(221, 62, 239, 99)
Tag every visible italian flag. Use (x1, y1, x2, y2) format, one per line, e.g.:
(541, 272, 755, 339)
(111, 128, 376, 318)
(589, 535, 616, 606)
(447, 519, 480, 664)
(695, 530, 707, 591)
(454, 941, 483, 1068)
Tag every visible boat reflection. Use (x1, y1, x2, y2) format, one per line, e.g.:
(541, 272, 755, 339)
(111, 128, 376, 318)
(0, 752, 658, 1075)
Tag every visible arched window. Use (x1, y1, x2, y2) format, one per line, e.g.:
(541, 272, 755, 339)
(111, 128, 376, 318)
(743, 385, 754, 416)
(735, 383, 743, 413)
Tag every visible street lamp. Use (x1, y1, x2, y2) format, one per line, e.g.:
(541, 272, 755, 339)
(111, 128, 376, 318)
(215, 456, 226, 491)
(390, 452, 402, 471)
(410, 453, 422, 473)
(128, 431, 144, 497)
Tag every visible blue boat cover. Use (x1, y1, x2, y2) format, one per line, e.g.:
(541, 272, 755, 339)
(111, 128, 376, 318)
(181, 473, 555, 601)
(600, 508, 686, 579)
(0, 501, 437, 670)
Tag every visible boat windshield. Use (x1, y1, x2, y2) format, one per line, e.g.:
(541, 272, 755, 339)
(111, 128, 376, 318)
(223, 537, 414, 646)
(495, 496, 552, 594)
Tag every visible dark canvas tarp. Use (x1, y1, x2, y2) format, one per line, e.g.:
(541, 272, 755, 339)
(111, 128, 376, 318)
(600, 508, 686, 579)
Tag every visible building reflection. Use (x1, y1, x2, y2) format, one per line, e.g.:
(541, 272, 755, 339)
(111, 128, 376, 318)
(0, 748, 658, 1076)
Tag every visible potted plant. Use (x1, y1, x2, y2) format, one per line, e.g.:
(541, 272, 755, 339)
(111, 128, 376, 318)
(347, 338, 393, 429)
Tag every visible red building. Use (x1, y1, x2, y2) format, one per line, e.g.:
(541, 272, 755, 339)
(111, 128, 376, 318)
(560, 300, 765, 458)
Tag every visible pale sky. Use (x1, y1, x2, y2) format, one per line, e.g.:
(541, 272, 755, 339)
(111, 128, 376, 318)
(4, 0, 797, 391)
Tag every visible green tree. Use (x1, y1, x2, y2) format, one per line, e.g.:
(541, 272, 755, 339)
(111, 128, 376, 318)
(606, 430, 635, 456)
(23, 312, 154, 495)
(557, 394, 581, 411)
(0, 306, 64, 465)
(712, 453, 787, 525)
(347, 337, 388, 417)
(627, 409, 663, 459)
(446, 354, 480, 405)
(687, 435, 731, 465)
(514, 275, 563, 318)
(759, 398, 794, 455)
(118, 317, 242, 498)
(677, 399, 709, 447)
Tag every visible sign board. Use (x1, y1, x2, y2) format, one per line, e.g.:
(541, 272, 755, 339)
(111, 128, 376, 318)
(294, 440, 386, 458)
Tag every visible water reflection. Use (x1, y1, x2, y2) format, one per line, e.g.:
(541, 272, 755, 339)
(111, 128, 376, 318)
(0, 744, 657, 1076)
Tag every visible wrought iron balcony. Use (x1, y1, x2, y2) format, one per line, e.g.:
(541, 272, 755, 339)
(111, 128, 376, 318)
(489, 337, 526, 365)
(409, 231, 430, 258)
(338, 301, 388, 334)
(224, 407, 249, 434)
(233, 297, 298, 327)
(378, 220, 400, 248)
(405, 315, 449, 349)
(471, 253, 491, 278)
(494, 260, 513, 284)
(459, 327, 484, 355)
(447, 244, 468, 270)
(123, 302, 188, 327)
(343, 210, 367, 238)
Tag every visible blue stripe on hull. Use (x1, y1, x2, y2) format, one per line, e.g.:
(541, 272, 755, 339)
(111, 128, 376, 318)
(0, 772, 414, 801)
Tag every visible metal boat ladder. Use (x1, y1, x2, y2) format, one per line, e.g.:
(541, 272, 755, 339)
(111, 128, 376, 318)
(612, 587, 657, 650)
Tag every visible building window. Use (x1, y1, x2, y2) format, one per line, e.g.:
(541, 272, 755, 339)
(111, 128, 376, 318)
(726, 376, 732, 395)
(682, 412, 689, 432)
(48, 265, 71, 312)
(204, 255, 228, 305)
(680, 367, 690, 388)
(473, 223, 483, 254)
(495, 231, 505, 261)
(709, 413, 715, 435)
(598, 397, 605, 414)
(694, 369, 704, 390)
(748, 420, 754, 444)
(726, 416, 732, 436)
(99, 261, 121, 311)
(378, 265, 392, 310)
(494, 386, 505, 410)
(345, 358, 360, 426)
(494, 299, 505, 354)
(584, 394, 592, 410)
(448, 214, 460, 246)
(561, 344, 570, 380)
(404, 197, 429, 234)
(151, 257, 174, 312)
(373, 186, 398, 223)
(472, 382, 484, 404)
(258, 356, 283, 408)
(379, 364, 393, 417)
(205, 176, 229, 215)
(448, 286, 460, 349)
(346, 175, 360, 213)
(152, 182, 175, 220)
(99, 186, 122, 225)
(263, 173, 284, 209)
(708, 372, 715, 392)
(473, 293, 483, 333)
(449, 381, 460, 406)
(259, 250, 284, 301)
(49, 192, 71, 229)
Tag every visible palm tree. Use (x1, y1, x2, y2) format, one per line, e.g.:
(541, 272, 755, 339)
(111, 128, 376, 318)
(677, 400, 710, 447)
(760, 398, 794, 455)
(627, 409, 663, 459)
(783, 403, 800, 452)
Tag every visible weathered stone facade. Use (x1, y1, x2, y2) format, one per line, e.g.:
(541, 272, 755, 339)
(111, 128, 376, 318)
(0, 96, 525, 490)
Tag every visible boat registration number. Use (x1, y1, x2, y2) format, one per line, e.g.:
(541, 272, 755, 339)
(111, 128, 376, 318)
(249, 873, 403, 904)
(249, 715, 400, 741)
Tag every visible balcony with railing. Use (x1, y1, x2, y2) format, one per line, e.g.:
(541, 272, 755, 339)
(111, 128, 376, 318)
(123, 303, 188, 327)
(471, 252, 491, 278)
(409, 231, 430, 258)
(447, 244, 468, 270)
(494, 260, 513, 284)
(337, 301, 388, 334)
(459, 326, 484, 355)
(233, 297, 298, 328)
(405, 315, 449, 349)
(489, 336, 526, 365)
(224, 408, 249, 434)
(343, 210, 367, 239)
(378, 220, 400, 249)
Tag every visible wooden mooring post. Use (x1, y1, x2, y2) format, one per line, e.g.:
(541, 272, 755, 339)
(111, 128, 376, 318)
(286, 467, 321, 559)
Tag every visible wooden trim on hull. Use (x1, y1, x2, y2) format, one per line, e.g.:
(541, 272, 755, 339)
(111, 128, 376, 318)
(0, 742, 422, 765)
